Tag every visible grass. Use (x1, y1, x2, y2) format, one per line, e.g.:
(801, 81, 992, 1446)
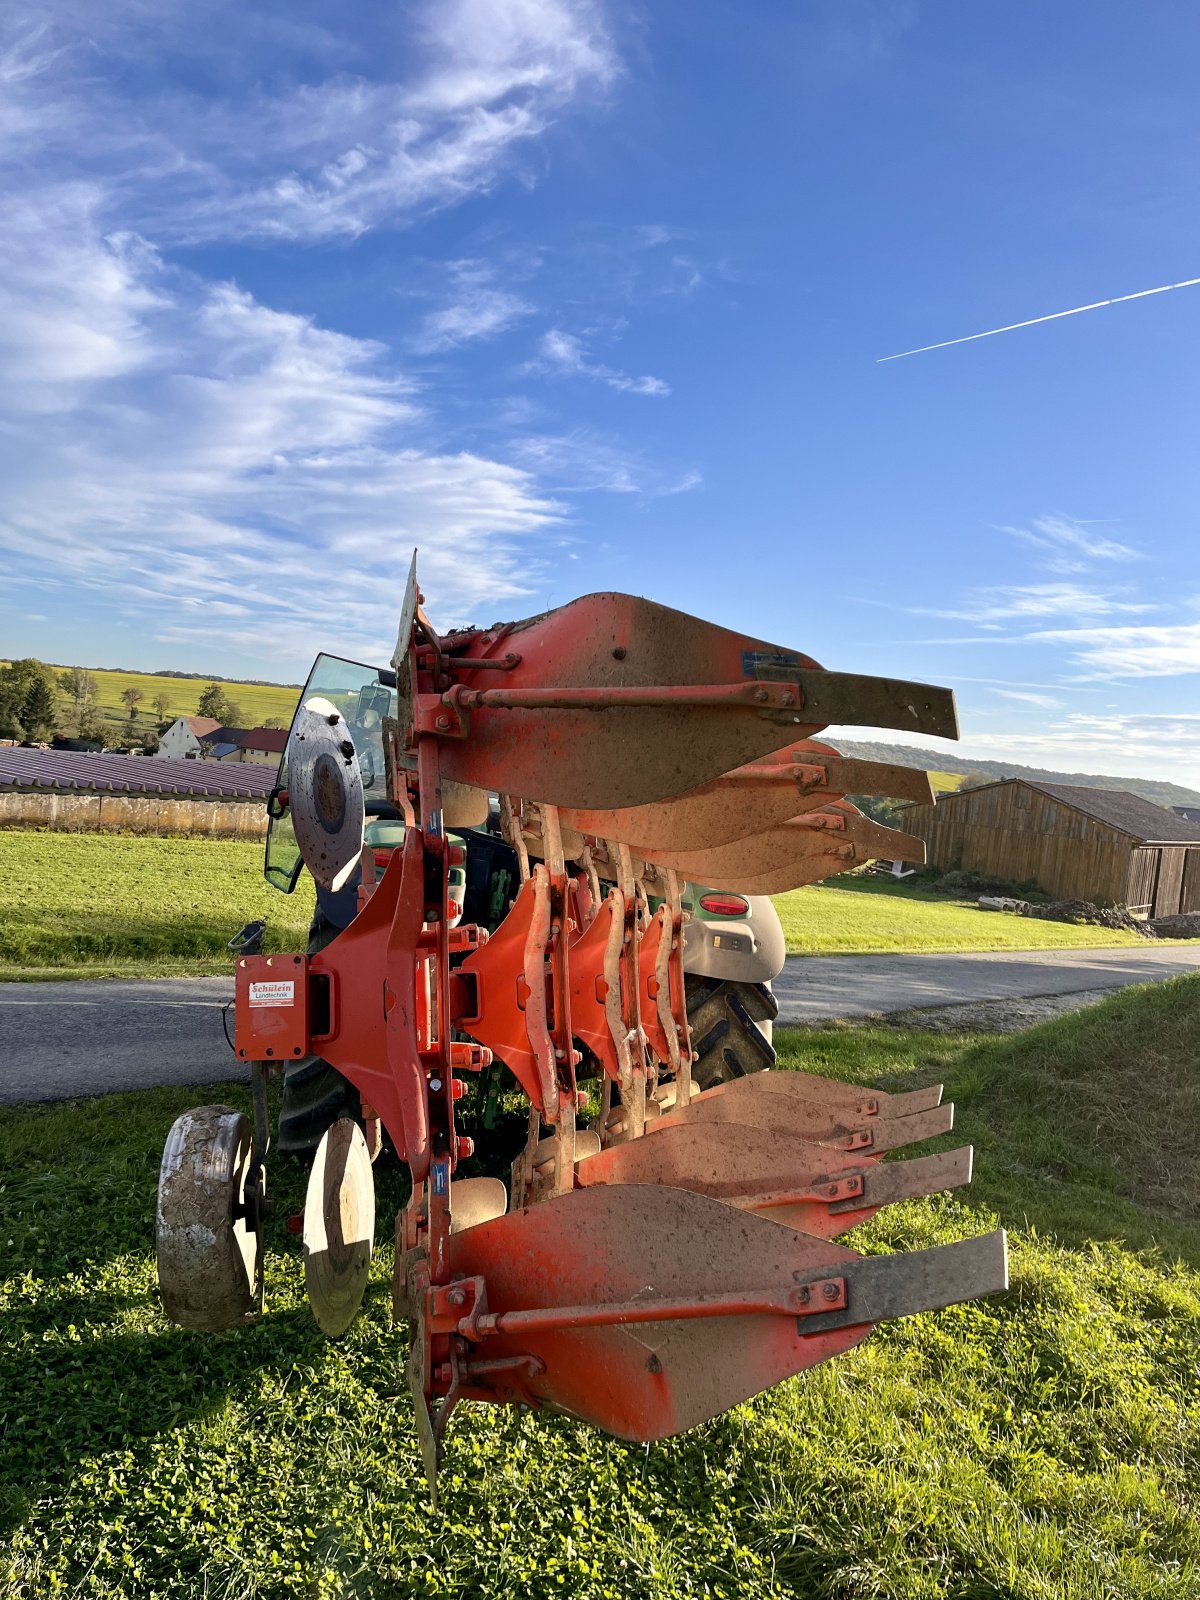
(773, 873, 1166, 955)
(1, 977, 1198, 1597)
(0, 833, 1169, 983)
(0, 832, 314, 977)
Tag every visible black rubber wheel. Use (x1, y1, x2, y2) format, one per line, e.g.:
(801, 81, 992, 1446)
(278, 912, 360, 1156)
(686, 976, 779, 1092)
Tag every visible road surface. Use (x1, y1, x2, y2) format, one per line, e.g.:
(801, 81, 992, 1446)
(3, 945, 1200, 1103)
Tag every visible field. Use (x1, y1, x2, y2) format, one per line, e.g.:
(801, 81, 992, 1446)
(38, 664, 302, 743)
(929, 770, 967, 793)
(0, 833, 314, 979)
(773, 873, 1158, 955)
(1, 977, 1197, 1598)
(0, 834, 1162, 982)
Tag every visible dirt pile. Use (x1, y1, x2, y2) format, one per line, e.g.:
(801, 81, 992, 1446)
(1018, 899, 1156, 937)
(1148, 912, 1200, 940)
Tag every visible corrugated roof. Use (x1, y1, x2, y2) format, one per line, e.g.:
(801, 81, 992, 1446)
(0, 748, 276, 799)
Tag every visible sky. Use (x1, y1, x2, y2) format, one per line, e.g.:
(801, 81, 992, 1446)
(1, 1, 1199, 786)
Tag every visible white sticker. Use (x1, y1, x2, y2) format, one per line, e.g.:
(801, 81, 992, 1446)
(248, 980, 296, 1008)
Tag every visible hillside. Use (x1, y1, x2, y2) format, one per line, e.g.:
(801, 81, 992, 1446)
(837, 739, 1200, 810)
(7, 662, 304, 747)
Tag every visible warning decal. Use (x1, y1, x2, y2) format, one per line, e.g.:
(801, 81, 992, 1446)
(248, 980, 296, 1008)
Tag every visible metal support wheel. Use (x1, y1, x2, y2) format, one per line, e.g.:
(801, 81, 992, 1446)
(304, 1118, 376, 1338)
(157, 1105, 264, 1331)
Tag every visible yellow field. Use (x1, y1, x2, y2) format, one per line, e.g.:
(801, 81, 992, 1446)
(929, 769, 967, 792)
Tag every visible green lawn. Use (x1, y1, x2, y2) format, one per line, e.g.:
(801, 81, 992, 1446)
(0, 833, 314, 977)
(0, 832, 1165, 983)
(1, 978, 1197, 1597)
(773, 873, 1160, 955)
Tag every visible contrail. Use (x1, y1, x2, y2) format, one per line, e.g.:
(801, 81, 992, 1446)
(878, 274, 1200, 362)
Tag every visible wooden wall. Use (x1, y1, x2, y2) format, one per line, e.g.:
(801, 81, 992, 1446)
(903, 782, 1133, 903)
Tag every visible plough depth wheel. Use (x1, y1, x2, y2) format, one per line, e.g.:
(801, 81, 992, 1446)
(156, 1106, 264, 1331)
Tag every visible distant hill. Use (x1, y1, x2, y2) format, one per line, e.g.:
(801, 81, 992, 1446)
(836, 741, 1200, 811)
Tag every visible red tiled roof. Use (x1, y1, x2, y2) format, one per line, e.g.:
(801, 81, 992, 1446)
(0, 748, 276, 799)
(182, 716, 222, 735)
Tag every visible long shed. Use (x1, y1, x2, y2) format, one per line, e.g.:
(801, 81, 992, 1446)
(903, 779, 1200, 915)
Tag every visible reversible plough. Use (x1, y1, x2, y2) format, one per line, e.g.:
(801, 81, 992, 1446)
(157, 560, 1007, 1493)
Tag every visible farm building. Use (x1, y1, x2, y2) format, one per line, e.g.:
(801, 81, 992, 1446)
(156, 714, 221, 758)
(0, 748, 275, 837)
(903, 779, 1200, 916)
(1173, 804, 1200, 825)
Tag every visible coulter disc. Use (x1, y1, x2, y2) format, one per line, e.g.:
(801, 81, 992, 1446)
(304, 1118, 376, 1338)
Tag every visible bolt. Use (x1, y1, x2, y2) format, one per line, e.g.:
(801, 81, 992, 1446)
(754, 686, 769, 703)
(780, 692, 795, 707)
(612, 646, 626, 660)
(794, 1285, 811, 1305)
(435, 715, 451, 731)
(822, 1281, 840, 1302)
(645, 1353, 662, 1374)
(447, 1287, 467, 1307)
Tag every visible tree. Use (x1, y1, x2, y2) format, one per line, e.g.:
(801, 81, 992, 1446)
(121, 686, 145, 720)
(196, 683, 241, 725)
(152, 692, 172, 722)
(58, 668, 101, 737)
(22, 675, 58, 741)
(0, 659, 59, 740)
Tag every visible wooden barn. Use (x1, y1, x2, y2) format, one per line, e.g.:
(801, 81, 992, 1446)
(902, 779, 1200, 915)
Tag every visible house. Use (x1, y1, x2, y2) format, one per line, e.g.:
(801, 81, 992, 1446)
(902, 779, 1200, 916)
(197, 726, 289, 766)
(1172, 805, 1200, 825)
(156, 714, 221, 759)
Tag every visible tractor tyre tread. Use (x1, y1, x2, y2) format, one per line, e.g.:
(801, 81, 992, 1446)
(686, 977, 778, 1092)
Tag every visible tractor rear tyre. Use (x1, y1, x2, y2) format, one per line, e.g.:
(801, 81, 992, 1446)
(278, 911, 361, 1156)
(685, 977, 779, 1092)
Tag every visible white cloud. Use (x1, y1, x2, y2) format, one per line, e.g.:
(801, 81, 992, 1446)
(534, 328, 670, 395)
(0, 1, 617, 244)
(0, 202, 564, 671)
(411, 260, 533, 352)
(989, 688, 1063, 709)
(997, 514, 1139, 573)
(1031, 621, 1200, 679)
(924, 582, 1151, 624)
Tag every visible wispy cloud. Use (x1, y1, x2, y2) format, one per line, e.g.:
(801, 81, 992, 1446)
(1031, 621, 1200, 680)
(0, 1, 618, 244)
(533, 328, 670, 395)
(998, 514, 1139, 572)
(0, 200, 564, 669)
(989, 688, 1063, 709)
(410, 259, 533, 352)
(922, 581, 1151, 624)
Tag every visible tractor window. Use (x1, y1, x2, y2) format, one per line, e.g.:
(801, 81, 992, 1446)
(263, 653, 396, 894)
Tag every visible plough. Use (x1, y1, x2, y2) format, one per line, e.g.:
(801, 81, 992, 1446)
(156, 559, 1007, 1494)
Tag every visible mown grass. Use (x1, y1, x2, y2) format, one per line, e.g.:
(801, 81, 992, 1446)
(0, 833, 314, 976)
(1, 979, 1198, 1598)
(0, 832, 1164, 983)
(773, 873, 1162, 955)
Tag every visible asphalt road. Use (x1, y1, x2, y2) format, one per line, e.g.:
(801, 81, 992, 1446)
(3, 944, 1200, 1104)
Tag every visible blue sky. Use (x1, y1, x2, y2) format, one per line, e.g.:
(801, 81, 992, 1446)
(2, 1, 1199, 784)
